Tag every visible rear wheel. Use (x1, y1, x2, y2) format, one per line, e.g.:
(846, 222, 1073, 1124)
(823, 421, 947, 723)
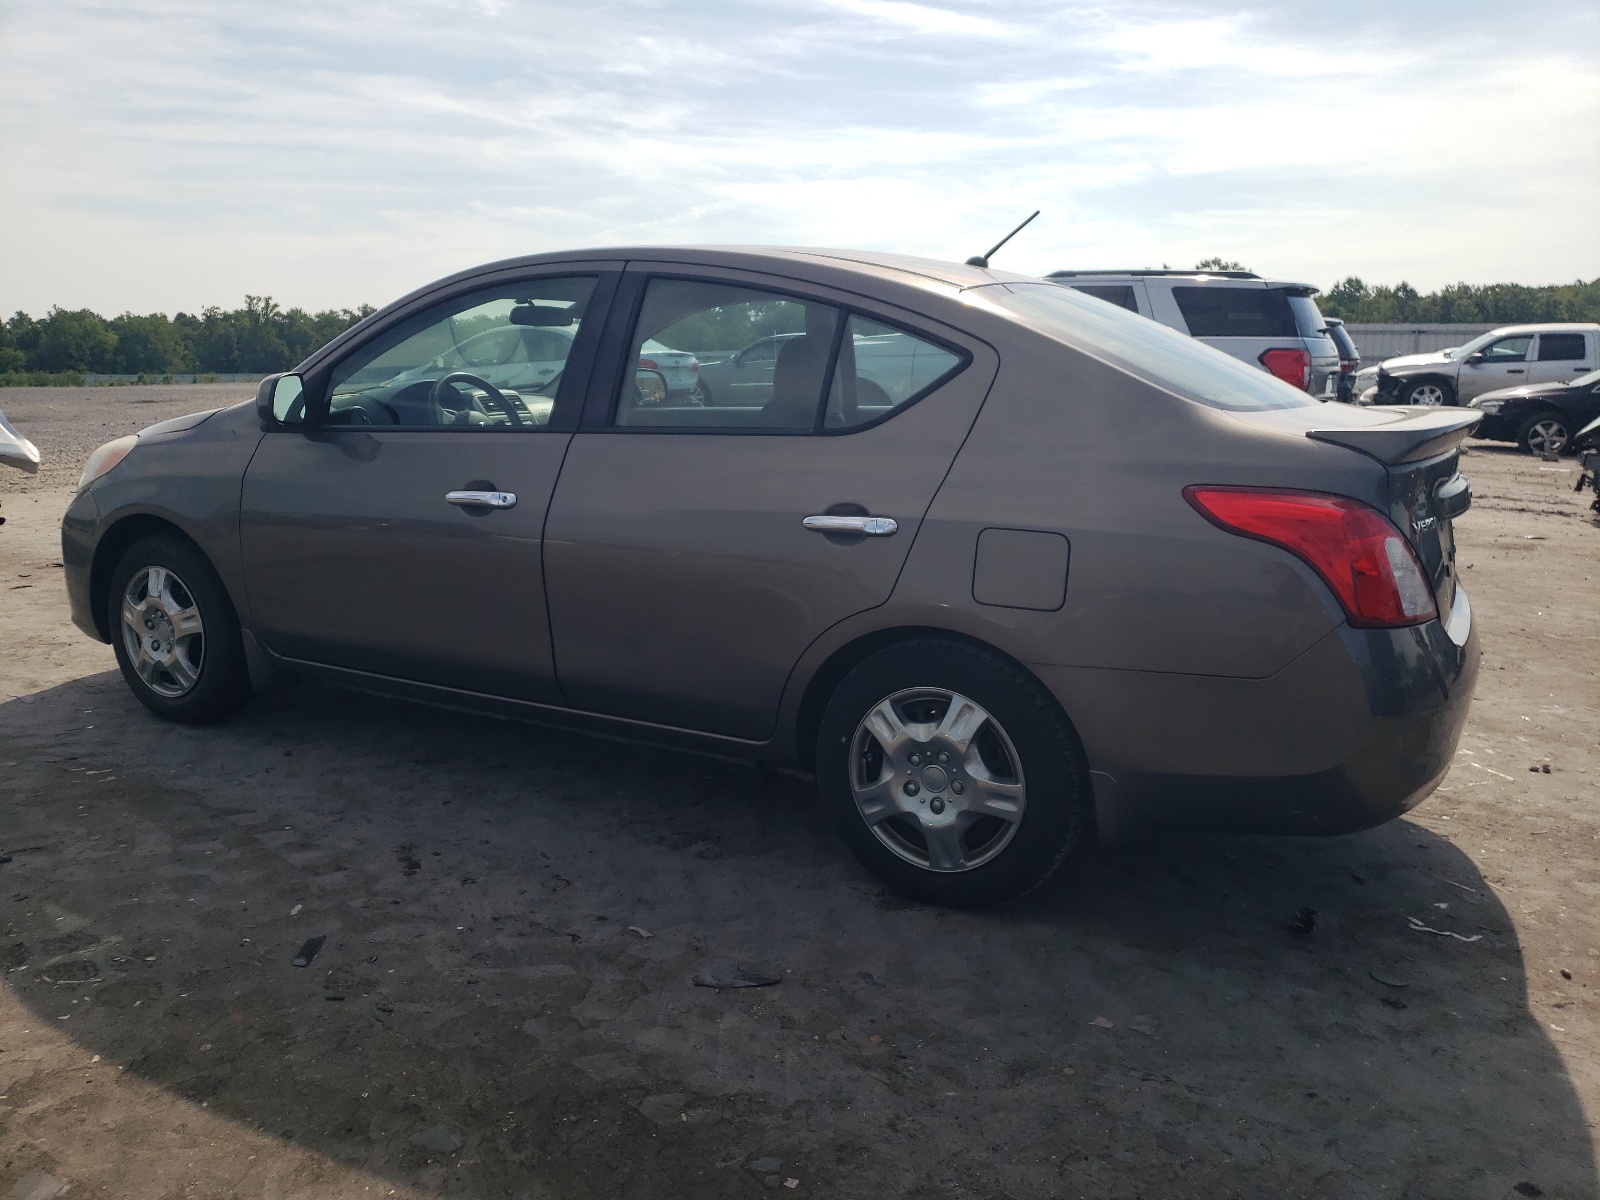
(109, 534, 253, 723)
(1400, 378, 1454, 406)
(816, 638, 1090, 908)
(1517, 411, 1570, 457)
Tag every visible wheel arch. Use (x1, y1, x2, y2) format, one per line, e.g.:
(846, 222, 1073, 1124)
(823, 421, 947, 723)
(89, 514, 212, 640)
(790, 624, 1072, 775)
(1401, 374, 1457, 403)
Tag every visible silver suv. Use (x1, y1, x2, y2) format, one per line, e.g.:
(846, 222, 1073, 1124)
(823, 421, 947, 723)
(1047, 269, 1341, 399)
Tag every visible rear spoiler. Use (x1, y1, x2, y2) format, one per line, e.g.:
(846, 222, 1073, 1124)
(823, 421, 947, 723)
(1307, 408, 1480, 465)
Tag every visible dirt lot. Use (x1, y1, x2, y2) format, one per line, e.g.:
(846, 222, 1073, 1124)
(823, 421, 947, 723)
(1, 386, 1596, 1199)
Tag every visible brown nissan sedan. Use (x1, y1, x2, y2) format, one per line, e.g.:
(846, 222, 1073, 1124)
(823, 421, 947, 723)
(63, 248, 1480, 907)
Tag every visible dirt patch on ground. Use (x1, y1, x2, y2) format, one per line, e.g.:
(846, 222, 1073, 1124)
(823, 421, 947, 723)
(0, 388, 1596, 1198)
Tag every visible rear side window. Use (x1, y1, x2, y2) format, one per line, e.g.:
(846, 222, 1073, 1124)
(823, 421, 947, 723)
(1538, 333, 1588, 361)
(988, 283, 1314, 412)
(1172, 287, 1298, 338)
(1069, 285, 1138, 313)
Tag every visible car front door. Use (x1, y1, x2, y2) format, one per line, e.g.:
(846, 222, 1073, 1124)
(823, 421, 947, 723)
(239, 269, 617, 703)
(1457, 333, 1532, 400)
(541, 269, 997, 740)
(1525, 331, 1596, 386)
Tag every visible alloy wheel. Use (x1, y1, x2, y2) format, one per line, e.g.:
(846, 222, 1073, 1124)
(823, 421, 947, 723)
(1525, 418, 1568, 456)
(120, 565, 206, 698)
(1408, 383, 1446, 406)
(848, 688, 1027, 873)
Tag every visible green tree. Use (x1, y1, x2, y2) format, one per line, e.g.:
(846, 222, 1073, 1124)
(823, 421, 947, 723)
(33, 307, 118, 372)
(109, 312, 193, 373)
(1195, 257, 1250, 273)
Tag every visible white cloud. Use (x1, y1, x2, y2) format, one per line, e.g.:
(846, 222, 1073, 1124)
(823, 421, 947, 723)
(0, 0, 1595, 313)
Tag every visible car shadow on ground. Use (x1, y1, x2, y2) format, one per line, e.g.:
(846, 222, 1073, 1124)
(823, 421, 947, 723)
(2, 674, 1593, 1200)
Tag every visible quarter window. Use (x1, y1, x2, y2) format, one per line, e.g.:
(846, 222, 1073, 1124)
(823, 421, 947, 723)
(1069, 285, 1138, 313)
(324, 276, 597, 428)
(1537, 333, 1588, 362)
(824, 317, 964, 430)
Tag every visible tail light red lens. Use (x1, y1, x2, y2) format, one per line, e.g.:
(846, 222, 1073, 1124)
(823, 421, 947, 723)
(1184, 486, 1437, 628)
(1259, 347, 1311, 390)
(637, 357, 659, 370)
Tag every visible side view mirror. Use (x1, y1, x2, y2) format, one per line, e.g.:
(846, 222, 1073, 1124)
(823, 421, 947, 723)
(256, 373, 306, 425)
(634, 368, 668, 407)
(1465, 353, 1485, 365)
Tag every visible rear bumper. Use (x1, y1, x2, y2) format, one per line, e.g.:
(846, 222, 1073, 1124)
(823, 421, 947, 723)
(1034, 589, 1479, 838)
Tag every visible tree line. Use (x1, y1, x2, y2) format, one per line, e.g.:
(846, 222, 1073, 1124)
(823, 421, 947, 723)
(4, 274, 1597, 384)
(1191, 262, 1600, 324)
(0, 296, 375, 382)
(1317, 277, 1600, 324)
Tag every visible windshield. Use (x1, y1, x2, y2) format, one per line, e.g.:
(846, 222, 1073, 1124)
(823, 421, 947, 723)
(977, 283, 1314, 412)
(1443, 331, 1510, 360)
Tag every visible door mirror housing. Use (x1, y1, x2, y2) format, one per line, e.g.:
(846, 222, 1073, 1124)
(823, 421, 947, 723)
(1464, 353, 1484, 365)
(634, 368, 668, 407)
(257, 373, 306, 426)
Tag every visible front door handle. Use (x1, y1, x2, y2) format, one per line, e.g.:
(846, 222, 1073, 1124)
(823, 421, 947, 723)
(803, 514, 897, 536)
(446, 490, 517, 509)
(1507, 369, 1524, 374)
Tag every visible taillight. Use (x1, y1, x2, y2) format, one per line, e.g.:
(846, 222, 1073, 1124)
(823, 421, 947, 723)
(1259, 347, 1311, 390)
(638, 357, 659, 370)
(1184, 486, 1437, 628)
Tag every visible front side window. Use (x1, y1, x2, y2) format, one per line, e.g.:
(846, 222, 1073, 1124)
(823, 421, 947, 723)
(1171, 286, 1298, 338)
(1477, 335, 1532, 364)
(615, 279, 965, 432)
(325, 276, 596, 428)
(1537, 333, 1588, 362)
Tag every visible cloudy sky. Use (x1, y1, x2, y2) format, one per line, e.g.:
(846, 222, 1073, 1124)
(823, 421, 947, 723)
(1, 0, 1596, 315)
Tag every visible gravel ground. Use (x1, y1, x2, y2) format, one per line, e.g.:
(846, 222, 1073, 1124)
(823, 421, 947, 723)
(0, 387, 1596, 1199)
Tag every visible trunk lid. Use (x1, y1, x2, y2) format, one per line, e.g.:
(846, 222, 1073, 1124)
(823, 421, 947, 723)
(1233, 405, 1479, 623)
(1304, 407, 1478, 622)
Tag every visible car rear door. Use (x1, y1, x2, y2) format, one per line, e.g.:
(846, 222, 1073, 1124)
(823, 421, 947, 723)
(1525, 331, 1596, 385)
(541, 266, 998, 741)
(239, 267, 619, 703)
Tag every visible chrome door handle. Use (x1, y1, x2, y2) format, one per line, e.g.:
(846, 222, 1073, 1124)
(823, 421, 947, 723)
(803, 514, 897, 536)
(446, 490, 517, 508)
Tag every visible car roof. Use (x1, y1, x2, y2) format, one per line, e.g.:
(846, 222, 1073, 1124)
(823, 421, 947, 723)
(1478, 323, 1600, 335)
(1047, 270, 1321, 291)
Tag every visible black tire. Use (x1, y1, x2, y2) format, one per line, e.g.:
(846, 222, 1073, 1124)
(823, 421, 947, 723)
(692, 377, 714, 406)
(1398, 377, 1455, 407)
(1516, 410, 1571, 457)
(109, 534, 253, 724)
(815, 637, 1090, 909)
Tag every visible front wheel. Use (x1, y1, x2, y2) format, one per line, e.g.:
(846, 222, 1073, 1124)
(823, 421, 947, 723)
(1399, 378, 1454, 407)
(109, 534, 253, 723)
(816, 638, 1090, 908)
(1517, 411, 1570, 457)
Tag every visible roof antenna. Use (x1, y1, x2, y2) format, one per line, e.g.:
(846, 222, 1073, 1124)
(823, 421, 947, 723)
(966, 210, 1039, 268)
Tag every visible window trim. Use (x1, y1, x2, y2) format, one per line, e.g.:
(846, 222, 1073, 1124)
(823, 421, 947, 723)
(589, 271, 973, 436)
(301, 270, 619, 433)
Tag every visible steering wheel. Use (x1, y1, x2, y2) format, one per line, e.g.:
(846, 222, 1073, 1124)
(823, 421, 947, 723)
(429, 372, 511, 425)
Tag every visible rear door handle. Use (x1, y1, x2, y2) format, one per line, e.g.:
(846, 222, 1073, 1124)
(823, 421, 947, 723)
(446, 490, 517, 509)
(803, 514, 897, 536)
